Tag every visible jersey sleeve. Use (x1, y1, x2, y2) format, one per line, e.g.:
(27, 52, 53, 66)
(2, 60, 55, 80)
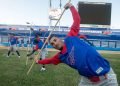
(67, 6, 81, 36)
(38, 52, 61, 65)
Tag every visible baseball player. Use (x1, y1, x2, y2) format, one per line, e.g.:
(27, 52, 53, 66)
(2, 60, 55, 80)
(7, 33, 20, 58)
(27, 35, 47, 71)
(35, 3, 118, 86)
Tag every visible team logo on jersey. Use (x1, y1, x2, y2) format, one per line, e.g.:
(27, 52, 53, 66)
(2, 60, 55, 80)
(67, 46, 75, 65)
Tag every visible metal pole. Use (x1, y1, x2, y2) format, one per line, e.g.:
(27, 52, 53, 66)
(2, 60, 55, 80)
(27, 0, 71, 75)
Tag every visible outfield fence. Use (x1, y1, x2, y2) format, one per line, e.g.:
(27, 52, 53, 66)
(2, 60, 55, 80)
(0, 36, 120, 51)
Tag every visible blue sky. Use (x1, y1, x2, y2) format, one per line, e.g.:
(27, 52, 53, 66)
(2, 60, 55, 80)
(0, 0, 120, 29)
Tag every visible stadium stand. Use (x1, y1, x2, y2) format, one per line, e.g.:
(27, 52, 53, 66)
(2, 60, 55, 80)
(0, 25, 120, 51)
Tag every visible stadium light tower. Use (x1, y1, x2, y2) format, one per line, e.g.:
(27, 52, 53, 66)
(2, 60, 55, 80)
(48, 0, 62, 31)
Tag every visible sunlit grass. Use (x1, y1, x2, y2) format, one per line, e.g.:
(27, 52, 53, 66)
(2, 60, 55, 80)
(0, 49, 120, 86)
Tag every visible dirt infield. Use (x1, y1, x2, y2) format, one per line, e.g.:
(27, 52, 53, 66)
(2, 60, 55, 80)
(0, 46, 120, 54)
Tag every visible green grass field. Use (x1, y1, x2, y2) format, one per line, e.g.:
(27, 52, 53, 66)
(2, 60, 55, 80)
(0, 49, 120, 86)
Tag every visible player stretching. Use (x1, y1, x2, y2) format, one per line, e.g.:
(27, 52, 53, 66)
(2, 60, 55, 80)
(7, 33, 20, 58)
(35, 3, 118, 86)
(27, 35, 47, 71)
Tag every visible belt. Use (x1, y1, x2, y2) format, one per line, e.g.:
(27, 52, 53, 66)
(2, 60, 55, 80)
(88, 74, 107, 82)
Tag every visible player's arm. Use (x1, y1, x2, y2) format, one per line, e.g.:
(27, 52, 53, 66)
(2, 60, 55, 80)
(31, 28, 42, 36)
(67, 4, 81, 36)
(36, 53, 61, 65)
